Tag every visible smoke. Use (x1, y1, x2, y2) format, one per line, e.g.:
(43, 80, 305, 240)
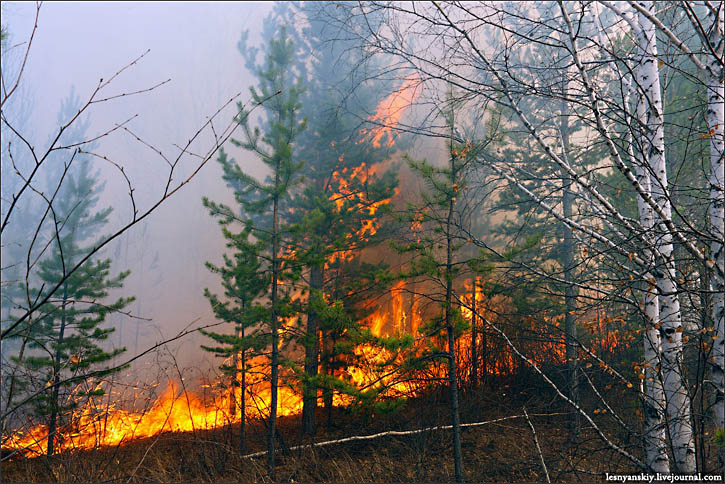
(1, 2, 274, 376)
(0, 1, 490, 387)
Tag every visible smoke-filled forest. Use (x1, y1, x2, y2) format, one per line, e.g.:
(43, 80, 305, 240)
(1, 2, 723, 483)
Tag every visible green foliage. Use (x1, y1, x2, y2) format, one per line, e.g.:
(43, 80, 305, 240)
(713, 427, 725, 447)
(374, 397, 407, 415)
(251, 3, 404, 423)
(393, 99, 488, 389)
(286, 0, 401, 299)
(200, 227, 268, 369)
(7, 92, 132, 432)
(202, 20, 306, 410)
(311, 293, 388, 394)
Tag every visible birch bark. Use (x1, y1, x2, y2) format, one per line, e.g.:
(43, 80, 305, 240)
(704, 4, 724, 435)
(633, 90, 670, 473)
(636, 1, 695, 473)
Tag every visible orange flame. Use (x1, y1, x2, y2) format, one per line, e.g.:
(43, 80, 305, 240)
(5, 279, 629, 457)
(367, 75, 419, 148)
(5, 365, 305, 457)
(326, 162, 396, 265)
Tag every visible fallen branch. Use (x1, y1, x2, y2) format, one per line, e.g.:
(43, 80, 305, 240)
(524, 406, 550, 483)
(240, 412, 567, 459)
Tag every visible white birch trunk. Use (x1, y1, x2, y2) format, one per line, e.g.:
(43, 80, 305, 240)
(633, 89, 670, 473)
(637, 1, 695, 473)
(705, 5, 725, 434)
(642, 290, 670, 472)
(614, 8, 670, 470)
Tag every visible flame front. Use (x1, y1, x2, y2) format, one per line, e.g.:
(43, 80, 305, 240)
(5, 279, 628, 457)
(5, 369, 302, 456)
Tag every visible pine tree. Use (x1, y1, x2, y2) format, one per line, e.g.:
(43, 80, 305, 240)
(205, 23, 305, 478)
(199, 221, 267, 454)
(8, 129, 132, 457)
(284, 2, 401, 435)
(396, 101, 486, 483)
(4, 90, 133, 456)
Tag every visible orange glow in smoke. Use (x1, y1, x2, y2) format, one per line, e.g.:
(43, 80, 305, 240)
(326, 162, 397, 265)
(367, 75, 420, 148)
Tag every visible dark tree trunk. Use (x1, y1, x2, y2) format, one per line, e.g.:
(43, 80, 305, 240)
(446, 129, 463, 483)
(471, 280, 477, 389)
(238, 310, 247, 455)
(560, 92, 579, 439)
(47, 283, 69, 457)
(481, 317, 487, 386)
(302, 265, 323, 435)
(267, 183, 280, 480)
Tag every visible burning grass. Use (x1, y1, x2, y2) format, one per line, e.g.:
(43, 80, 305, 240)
(2, 379, 640, 483)
(2, 273, 648, 483)
(3, 279, 634, 462)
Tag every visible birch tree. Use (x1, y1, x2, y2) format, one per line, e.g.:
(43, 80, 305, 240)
(624, 0, 723, 464)
(631, 1, 695, 471)
(701, 0, 723, 441)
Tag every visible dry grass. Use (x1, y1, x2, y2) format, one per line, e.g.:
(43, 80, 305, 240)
(2, 377, 715, 483)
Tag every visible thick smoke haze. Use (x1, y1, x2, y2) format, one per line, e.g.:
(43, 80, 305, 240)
(2, 2, 275, 375)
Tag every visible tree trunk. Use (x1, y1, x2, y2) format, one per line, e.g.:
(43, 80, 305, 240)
(641, 282, 669, 472)
(471, 279, 477, 389)
(238, 311, 246, 455)
(559, 90, 579, 440)
(705, 3, 725, 437)
(637, 2, 695, 472)
(302, 265, 323, 435)
(632, 79, 670, 473)
(47, 283, 69, 457)
(481, 295, 487, 386)
(267, 184, 280, 480)
(446, 128, 463, 483)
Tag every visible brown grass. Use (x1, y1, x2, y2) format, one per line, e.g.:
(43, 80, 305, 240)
(0, 376, 708, 483)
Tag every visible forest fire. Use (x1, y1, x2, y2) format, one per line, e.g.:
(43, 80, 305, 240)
(4, 70, 429, 459)
(366, 75, 420, 148)
(326, 162, 397, 265)
(3, 2, 719, 481)
(1, 53, 631, 463)
(4, 279, 629, 458)
(4, 370, 304, 457)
